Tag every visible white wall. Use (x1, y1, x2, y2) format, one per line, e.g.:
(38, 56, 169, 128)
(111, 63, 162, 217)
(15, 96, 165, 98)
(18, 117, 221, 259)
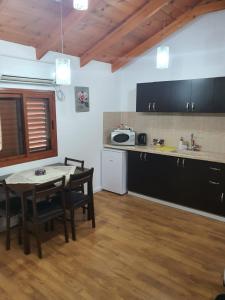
(118, 10, 225, 111)
(0, 43, 120, 191)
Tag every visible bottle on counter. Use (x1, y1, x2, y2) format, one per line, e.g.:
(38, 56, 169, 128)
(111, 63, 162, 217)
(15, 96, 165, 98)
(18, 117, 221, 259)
(178, 137, 187, 150)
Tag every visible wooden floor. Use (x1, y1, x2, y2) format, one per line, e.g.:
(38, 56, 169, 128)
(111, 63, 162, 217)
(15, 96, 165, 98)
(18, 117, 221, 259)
(0, 191, 225, 299)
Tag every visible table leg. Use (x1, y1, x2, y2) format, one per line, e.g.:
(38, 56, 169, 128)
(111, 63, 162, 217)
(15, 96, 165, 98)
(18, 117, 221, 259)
(21, 193, 30, 255)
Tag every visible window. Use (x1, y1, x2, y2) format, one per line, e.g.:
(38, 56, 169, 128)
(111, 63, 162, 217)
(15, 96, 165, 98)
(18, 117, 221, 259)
(0, 89, 57, 167)
(0, 116, 2, 151)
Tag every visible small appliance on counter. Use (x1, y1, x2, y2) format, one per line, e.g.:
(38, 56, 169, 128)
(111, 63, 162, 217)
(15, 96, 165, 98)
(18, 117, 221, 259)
(111, 128, 135, 146)
(153, 138, 165, 146)
(137, 133, 147, 146)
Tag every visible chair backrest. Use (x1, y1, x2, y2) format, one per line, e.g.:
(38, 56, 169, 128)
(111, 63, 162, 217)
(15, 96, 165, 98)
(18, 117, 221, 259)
(64, 157, 84, 169)
(32, 176, 66, 203)
(30, 176, 66, 220)
(68, 168, 94, 196)
(0, 181, 5, 202)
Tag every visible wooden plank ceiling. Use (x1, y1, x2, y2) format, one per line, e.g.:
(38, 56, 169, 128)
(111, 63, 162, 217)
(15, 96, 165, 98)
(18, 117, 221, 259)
(0, 0, 225, 72)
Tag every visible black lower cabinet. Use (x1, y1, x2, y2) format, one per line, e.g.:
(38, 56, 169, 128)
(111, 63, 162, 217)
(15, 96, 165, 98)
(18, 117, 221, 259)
(128, 151, 225, 217)
(128, 151, 149, 195)
(176, 158, 207, 210)
(204, 164, 225, 216)
(128, 151, 177, 201)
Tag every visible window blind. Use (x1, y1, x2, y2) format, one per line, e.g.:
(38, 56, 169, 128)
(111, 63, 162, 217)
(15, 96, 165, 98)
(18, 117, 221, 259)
(26, 99, 51, 153)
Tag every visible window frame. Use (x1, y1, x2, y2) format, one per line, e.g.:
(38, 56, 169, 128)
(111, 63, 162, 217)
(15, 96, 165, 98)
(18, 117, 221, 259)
(0, 88, 58, 167)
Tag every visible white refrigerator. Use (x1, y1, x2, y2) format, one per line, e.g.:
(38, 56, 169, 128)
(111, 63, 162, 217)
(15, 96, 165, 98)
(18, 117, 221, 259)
(102, 148, 127, 195)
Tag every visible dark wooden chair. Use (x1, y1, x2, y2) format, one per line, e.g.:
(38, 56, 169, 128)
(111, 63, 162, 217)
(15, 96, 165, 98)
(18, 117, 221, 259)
(66, 168, 95, 241)
(0, 181, 22, 250)
(26, 176, 68, 258)
(64, 157, 86, 213)
(64, 157, 84, 169)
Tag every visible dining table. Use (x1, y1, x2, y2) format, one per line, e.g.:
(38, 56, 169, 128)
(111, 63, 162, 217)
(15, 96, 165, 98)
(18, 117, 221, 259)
(0, 163, 88, 255)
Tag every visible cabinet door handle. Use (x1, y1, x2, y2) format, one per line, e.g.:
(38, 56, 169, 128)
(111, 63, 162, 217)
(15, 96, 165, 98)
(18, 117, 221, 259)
(182, 159, 185, 168)
(140, 153, 143, 160)
(210, 167, 221, 172)
(191, 102, 195, 111)
(186, 102, 190, 112)
(221, 193, 224, 203)
(144, 153, 147, 161)
(209, 180, 220, 185)
(177, 158, 180, 167)
(153, 102, 156, 111)
(148, 102, 151, 111)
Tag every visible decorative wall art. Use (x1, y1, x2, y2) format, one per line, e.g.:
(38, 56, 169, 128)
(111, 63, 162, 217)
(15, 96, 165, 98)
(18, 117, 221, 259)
(75, 86, 89, 112)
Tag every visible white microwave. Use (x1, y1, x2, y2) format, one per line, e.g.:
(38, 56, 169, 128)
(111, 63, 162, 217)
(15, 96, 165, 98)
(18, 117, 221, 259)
(111, 129, 135, 146)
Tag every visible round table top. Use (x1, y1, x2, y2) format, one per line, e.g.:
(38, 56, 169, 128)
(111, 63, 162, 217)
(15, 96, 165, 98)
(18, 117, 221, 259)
(5, 165, 76, 185)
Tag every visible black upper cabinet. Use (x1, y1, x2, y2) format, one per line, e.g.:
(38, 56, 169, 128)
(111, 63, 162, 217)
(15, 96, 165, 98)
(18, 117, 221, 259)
(149, 82, 172, 112)
(191, 78, 214, 113)
(136, 82, 172, 112)
(136, 76, 225, 113)
(136, 83, 149, 112)
(212, 77, 225, 112)
(170, 80, 191, 112)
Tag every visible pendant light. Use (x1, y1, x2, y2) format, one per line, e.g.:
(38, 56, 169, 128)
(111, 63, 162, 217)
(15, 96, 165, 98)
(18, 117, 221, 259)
(156, 46, 169, 69)
(55, 0, 71, 85)
(73, 0, 88, 10)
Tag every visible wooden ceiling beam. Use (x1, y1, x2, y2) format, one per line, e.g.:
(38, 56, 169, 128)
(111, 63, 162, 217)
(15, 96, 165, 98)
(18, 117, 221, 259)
(36, 0, 101, 60)
(112, 0, 225, 72)
(80, 0, 171, 67)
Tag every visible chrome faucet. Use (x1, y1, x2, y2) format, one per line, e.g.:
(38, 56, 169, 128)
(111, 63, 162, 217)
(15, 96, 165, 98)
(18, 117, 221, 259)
(190, 133, 201, 151)
(190, 133, 195, 150)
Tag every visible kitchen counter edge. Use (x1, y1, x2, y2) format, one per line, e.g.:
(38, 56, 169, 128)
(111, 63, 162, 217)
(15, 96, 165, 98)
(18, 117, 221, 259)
(104, 144, 225, 165)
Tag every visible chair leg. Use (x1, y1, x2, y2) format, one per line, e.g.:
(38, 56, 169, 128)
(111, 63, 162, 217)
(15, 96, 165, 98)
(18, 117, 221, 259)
(82, 206, 86, 215)
(87, 204, 91, 220)
(6, 216, 10, 250)
(63, 213, 69, 243)
(50, 220, 54, 231)
(44, 222, 49, 232)
(70, 208, 76, 241)
(18, 217, 22, 245)
(34, 223, 42, 259)
(90, 200, 96, 228)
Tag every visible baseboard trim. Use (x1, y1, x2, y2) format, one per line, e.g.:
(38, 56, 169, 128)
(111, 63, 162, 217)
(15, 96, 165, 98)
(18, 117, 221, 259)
(94, 187, 102, 193)
(128, 191, 225, 223)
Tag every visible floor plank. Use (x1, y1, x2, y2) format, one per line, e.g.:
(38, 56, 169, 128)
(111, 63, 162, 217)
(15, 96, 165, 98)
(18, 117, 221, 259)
(0, 191, 225, 299)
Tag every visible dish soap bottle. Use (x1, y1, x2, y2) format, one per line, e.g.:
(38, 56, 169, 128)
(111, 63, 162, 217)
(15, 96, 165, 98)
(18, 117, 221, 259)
(178, 137, 184, 150)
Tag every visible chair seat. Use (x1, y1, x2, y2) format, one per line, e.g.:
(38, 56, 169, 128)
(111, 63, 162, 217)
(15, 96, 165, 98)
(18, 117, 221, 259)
(27, 198, 63, 223)
(0, 197, 21, 216)
(66, 191, 89, 208)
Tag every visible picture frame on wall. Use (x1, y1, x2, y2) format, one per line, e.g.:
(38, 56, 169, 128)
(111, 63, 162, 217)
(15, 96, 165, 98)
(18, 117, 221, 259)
(75, 86, 90, 112)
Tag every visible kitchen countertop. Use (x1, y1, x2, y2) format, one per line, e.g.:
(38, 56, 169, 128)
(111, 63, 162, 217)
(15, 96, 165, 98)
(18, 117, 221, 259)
(104, 144, 225, 164)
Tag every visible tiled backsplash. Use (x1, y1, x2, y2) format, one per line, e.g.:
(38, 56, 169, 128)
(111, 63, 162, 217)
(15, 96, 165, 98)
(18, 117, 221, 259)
(103, 112, 225, 154)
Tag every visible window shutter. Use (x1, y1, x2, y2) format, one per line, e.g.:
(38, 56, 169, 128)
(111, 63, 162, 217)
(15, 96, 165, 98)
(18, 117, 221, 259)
(0, 115, 2, 151)
(26, 98, 51, 153)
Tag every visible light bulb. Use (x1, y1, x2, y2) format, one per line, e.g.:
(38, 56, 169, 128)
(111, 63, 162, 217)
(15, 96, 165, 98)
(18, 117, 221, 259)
(156, 46, 169, 69)
(73, 0, 88, 10)
(55, 58, 71, 85)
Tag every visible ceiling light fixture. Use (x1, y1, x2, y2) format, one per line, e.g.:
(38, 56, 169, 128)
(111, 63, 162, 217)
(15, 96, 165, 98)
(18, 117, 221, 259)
(55, 0, 71, 85)
(73, 0, 88, 10)
(156, 46, 169, 69)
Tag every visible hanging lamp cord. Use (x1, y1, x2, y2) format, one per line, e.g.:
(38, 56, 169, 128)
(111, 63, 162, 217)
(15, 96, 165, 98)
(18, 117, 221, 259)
(60, 0, 64, 54)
